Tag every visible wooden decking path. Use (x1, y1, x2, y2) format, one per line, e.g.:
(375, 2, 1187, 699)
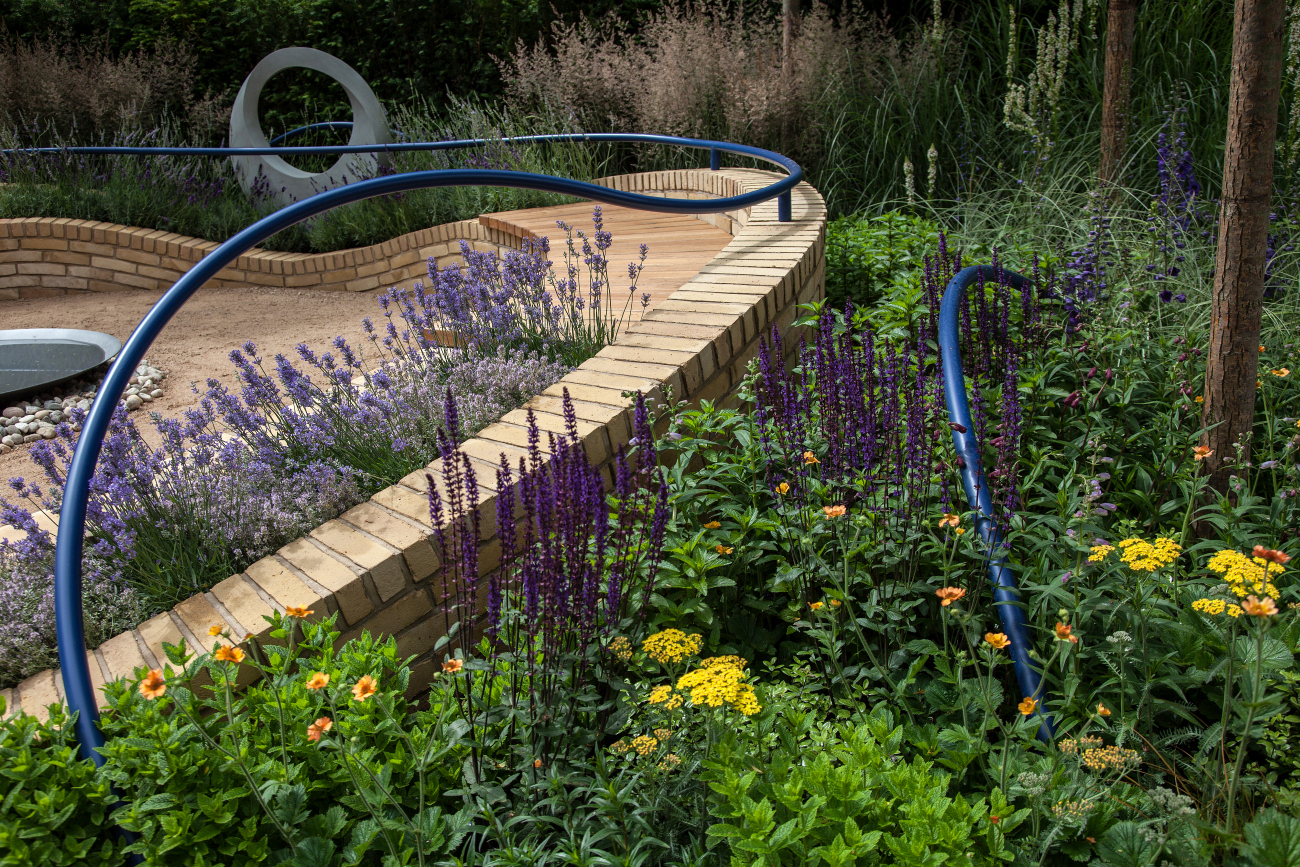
(479, 202, 733, 313)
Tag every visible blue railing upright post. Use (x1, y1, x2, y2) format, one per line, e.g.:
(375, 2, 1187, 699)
(938, 264, 1055, 743)
(710, 147, 721, 171)
(778, 191, 791, 222)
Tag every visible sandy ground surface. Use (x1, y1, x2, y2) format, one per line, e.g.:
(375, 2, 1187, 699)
(0, 287, 383, 513)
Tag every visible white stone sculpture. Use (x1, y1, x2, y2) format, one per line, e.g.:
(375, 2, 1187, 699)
(229, 47, 392, 207)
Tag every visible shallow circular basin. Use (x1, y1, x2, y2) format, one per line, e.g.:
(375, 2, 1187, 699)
(0, 329, 122, 404)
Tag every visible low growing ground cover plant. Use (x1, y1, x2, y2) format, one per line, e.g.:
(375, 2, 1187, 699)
(0, 210, 645, 688)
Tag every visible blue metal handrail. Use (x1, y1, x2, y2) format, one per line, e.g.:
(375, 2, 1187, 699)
(8, 134, 797, 220)
(939, 265, 1054, 742)
(49, 133, 801, 767)
(268, 120, 359, 145)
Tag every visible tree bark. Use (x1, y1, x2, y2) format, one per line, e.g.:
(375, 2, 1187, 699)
(1202, 0, 1286, 491)
(1099, 0, 1138, 187)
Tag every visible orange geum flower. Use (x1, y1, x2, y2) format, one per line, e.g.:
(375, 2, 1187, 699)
(352, 675, 378, 702)
(1192, 446, 1213, 461)
(139, 669, 166, 700)
(803, 451, 820, 465)
(985, 632, 1010, 650)
(829, 599, 842, 608)
(1253, 545, 1292, 566)
(534, 758, 543, 768)
(823, 505, 846, 518)
(935, 587, 966, 607)
(939, 513, 961, 529)
(1096, 702, 1112, 717)
(442, 658, 464, 674)
(1242, 596, 1279, 617)
(1273, 368, 1291, 377)
(716, 545, 733, 555)
(305, 672, 330, 691)
(703, 521, 721, 529)
(1054, 622, 1079, 644)
(208, 623, 224, 637)
(306, 716, 332, 743)
(809, 601, 824, 612)
(1195, 395, 1204, 403)
(284, 605, 314, 619)
(776, 482, 790, 495)
(1018, 696, 1039, 715)
(214, 645, 245, 665)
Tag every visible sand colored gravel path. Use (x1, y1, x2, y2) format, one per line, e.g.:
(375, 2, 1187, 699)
(0, 286, 383, 512)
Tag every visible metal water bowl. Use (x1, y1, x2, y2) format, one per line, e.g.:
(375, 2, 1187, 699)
(0, 329, 122, 404)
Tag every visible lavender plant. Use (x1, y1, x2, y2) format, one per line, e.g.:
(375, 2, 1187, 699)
(374, 207, 648, 367)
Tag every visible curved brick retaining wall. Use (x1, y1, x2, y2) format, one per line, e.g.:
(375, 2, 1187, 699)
(0, 168, 826, 718)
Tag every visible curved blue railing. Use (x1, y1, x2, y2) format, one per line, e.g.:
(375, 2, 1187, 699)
(268, 120, 360, 145)
(40, 133, 800, 765)
(939, 265, 1054, 742)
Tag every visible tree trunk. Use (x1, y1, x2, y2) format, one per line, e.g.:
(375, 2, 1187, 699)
(1202, 0, 1286, 492)
(1099, 0, 1137, 187)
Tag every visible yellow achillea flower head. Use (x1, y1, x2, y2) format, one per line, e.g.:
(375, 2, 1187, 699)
(1192, 598, 1226, 616)
(1206, 549, 1285, 598)
(1051, 799, 1097, 822)
(1087, 544, 1114, 563)
(1080, 744, 1142, 774)
(676, 658, 761, 715)
(1116, 537, 1181, 572)
(642, 629, 703, 665)
(647, 685, 675, 704)
(632, 735, 659, 756)
(608, 635, 633, 662)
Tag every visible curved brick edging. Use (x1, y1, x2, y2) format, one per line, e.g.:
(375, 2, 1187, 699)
(0, 170, 756, 299)
(0, 168, 825, 718)
(0, 216, 527, 299)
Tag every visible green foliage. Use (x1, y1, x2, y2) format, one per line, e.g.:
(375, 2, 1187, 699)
(0, 705, 123, 866)
(825, 211, 939, 310)
(701, 705, 1019, 866)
